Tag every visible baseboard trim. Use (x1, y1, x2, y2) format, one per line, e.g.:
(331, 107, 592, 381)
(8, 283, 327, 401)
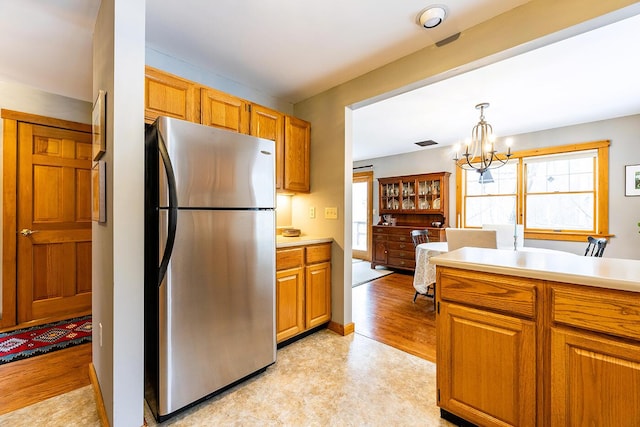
(89, 362, 110, 427)
(327, 321, 355, 336)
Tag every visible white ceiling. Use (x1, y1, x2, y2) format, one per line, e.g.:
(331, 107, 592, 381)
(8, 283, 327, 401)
(352, 11, 640, 160)
(1, 1, 639, 162)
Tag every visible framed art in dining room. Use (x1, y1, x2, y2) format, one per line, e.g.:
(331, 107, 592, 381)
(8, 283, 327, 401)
(92, 89, 106, 161)
(625, 164, 640, 196)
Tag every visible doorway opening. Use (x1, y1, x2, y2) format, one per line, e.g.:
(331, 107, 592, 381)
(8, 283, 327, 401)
(352, 170, 373, 261)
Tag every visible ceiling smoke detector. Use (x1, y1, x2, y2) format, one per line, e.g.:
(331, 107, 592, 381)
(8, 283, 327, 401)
(418, 6, 447, 29)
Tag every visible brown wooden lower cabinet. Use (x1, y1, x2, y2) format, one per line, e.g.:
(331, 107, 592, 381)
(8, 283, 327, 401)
(372, 225, 444, 271)
(436, 266, 640, 427)
(276, 243, 331, 343)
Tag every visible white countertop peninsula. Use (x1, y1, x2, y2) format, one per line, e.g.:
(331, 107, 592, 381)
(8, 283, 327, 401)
(432, 247, 640, 293)
(276, 235, 333, 248)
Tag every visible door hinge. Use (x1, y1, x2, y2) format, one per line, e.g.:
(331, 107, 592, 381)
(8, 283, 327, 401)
(437, 301, 440, 314)
(437, 388, 440, 403)
(247, 104, 252, 113)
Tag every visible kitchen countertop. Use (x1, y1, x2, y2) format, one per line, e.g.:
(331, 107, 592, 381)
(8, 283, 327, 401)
(432, 247, 640, 293)
(276, 235, 333, 248)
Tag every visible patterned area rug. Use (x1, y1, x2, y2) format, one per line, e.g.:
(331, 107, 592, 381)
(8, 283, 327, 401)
(0, 315, 92, 365)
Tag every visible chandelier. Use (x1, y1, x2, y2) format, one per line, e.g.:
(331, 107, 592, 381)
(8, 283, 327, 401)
(454, 103, 512, 177)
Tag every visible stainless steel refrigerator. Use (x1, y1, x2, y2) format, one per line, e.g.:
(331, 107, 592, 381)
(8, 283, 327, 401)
(144, 116, 276, 421)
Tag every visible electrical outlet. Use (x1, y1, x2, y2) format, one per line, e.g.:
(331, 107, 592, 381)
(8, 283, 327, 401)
(324, 207, 338, 219)
(99, 322, 103, 347)
(309, 206, 316, 219)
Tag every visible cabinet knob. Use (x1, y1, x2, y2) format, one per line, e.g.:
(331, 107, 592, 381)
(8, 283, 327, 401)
(400, 244, 406, 249)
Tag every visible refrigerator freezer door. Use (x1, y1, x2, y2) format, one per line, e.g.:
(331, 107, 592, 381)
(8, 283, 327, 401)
(157, 116, 275, 209)
(157, 208, 276, 416)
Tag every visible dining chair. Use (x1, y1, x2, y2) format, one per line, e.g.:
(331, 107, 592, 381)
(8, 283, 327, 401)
(411, 229, 434, 308)
(445, 228, 498, 252)
(410, 229, 430, 246)
(584, 236, 607, 257)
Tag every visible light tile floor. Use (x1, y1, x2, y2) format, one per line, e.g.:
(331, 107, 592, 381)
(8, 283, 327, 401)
(0, 330, 454, 426)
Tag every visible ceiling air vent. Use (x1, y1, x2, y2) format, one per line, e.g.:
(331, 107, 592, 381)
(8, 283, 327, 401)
(415, 140, 438, 147)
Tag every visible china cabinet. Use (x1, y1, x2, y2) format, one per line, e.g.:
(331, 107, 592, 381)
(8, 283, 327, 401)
(372, 172, 449, 271)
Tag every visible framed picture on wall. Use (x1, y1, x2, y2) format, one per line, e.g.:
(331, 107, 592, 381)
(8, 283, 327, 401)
(92, 89, 106, 161)
(92, 160, 106, 223)
(625, 164, 640, 196)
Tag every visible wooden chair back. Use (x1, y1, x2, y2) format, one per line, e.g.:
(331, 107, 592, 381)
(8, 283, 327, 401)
(410, 229, 430, 247)
(584, 236, 607, 257)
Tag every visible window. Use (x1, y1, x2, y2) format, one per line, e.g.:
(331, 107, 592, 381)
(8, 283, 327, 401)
(457, 141, 609, 242)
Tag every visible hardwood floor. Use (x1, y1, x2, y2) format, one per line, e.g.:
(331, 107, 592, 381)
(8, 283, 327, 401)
(352, 271, 436, 362)
(0, 343, 91, 415)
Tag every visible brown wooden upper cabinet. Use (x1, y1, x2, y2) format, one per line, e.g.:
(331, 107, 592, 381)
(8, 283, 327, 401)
(144, 66, 310, 193)
(201, 87, 250, 134)
(250, 104, 285, 190)
(144, 66, 199, 123)
(283, 115, 311, 193)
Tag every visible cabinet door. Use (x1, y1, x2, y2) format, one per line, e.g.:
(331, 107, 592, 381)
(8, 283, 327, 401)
(283, 116, 310, 192)
(372, 233, 388, 266)
(550, 328, 640, 426)
(305, 262, 331, 328)
(275, 267, 305, 343)
(438, 302, 536, 427)
(250, 105, 284, 190)
(201, 88, 249, 133)
(145, 67, 198, 124)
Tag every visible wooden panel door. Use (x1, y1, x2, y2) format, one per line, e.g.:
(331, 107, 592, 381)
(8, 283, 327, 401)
(283, 115, 310, 193)
(201, 88, 249, 133)
(305, 262, 331, 328)
(17, 123, 92, 323)
(250, 104, 284, 190)
(276, 267, 305, 343)
(145, 66, 198, 124)
(437, 302, 536, 427)
(550, 328, 640, 426)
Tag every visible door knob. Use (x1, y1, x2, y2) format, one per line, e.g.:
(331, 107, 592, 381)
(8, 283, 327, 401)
(20, 228, 36, 236)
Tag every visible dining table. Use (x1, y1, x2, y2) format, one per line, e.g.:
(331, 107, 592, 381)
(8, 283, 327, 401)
(413, 242, 577, 296)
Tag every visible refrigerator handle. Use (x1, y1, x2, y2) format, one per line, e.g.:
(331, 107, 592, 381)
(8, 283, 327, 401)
(157, 131, 178, 287)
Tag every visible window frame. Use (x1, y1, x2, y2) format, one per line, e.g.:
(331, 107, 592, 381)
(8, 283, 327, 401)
(456, 140, 610, 242)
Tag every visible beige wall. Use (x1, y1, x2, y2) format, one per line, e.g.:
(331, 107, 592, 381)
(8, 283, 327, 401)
(92, 0, 145, 425)
(291, 0, 640, 327)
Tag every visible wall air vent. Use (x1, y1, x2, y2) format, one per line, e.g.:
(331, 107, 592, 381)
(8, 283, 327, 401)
(415, 140, 438, 147)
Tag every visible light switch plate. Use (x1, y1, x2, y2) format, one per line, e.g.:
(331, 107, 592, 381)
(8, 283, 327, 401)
(324, 207, 338, 219)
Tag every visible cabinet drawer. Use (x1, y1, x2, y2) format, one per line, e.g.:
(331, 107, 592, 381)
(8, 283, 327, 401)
(276, 248, 304, 270)
(306, 243, 331, 264)
(387, 249, 414, 260)
(551, 287, 640, 341)
(387, 241, 413, 251)
(388, 257, 415, 269)
(388, 234, 411, 243)
(439, 267, 537, 318)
